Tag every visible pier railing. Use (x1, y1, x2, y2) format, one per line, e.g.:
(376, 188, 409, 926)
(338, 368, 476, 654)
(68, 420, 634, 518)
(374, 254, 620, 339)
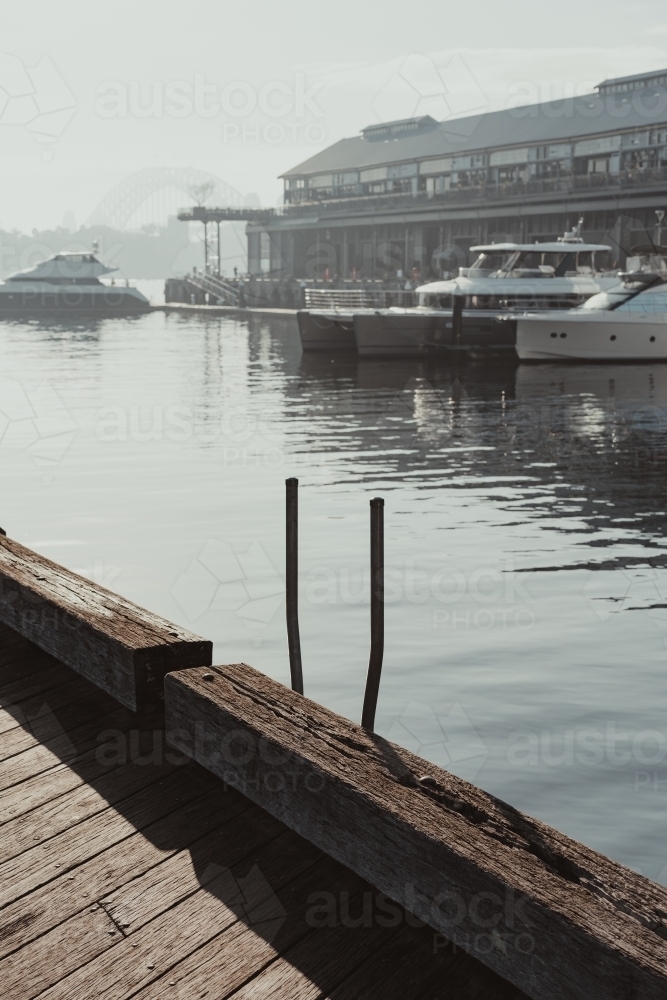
(283, 166, 667, 216)
(186, 269, 241, 306)
(304, 287, 414, 309)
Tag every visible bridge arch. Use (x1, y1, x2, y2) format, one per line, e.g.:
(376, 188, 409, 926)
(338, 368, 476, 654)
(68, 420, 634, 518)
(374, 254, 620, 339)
(87, 167, 243, 229)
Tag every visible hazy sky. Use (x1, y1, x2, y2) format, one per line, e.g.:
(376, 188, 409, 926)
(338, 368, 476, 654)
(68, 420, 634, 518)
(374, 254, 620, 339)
(2, 0, 667, 231)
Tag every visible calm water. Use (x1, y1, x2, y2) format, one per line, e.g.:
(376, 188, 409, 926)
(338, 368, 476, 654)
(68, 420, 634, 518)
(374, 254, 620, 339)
(2, 309, 667, 881)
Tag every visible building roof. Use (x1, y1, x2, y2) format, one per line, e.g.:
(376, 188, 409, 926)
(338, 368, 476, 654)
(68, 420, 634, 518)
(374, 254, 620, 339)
(597, 68, 667, 91)
(281, 87, 667, 178)
(361, 115, 438, 140)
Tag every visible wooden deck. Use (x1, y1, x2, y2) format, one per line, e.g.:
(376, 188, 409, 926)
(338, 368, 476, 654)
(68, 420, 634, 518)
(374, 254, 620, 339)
(0, 621, 526, 1000)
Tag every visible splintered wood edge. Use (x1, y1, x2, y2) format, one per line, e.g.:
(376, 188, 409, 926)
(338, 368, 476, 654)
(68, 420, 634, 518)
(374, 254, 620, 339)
(0, 535, 209, 649)
(165, 662, 667, 1000)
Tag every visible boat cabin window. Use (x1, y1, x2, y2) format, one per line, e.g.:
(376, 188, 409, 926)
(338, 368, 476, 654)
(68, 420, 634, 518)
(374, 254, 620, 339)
(469, 251, 514, 275)
(615, 288, 667, 313)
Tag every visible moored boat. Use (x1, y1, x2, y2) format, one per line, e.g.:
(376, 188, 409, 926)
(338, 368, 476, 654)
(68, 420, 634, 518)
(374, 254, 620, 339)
(0, 250, 150, 316)
(352, 230, 615, 358)
(516, 270, 667, 361)
(296, 309, 357, 351)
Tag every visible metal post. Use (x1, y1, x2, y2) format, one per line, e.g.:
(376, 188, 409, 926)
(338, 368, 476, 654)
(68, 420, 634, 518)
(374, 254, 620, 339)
(362, 497, 384, 732)
(286, 478, 304, 695)
(452, 293, 463, 347)
(203, 221, 208, 272)
(217, 221, 221, 276)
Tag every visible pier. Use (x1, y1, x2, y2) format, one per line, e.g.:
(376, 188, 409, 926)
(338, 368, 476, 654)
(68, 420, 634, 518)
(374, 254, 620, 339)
(1, 531, 667, 998)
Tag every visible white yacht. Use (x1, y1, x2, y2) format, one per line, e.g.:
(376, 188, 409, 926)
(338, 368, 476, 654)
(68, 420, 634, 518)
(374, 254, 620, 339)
(0, 250, 150, 316)
(516, 268, 667, 361)
(351, 230, 616, 358)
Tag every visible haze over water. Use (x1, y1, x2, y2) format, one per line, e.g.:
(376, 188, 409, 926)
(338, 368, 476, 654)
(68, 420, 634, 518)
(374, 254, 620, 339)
(2, 312, 667, 882)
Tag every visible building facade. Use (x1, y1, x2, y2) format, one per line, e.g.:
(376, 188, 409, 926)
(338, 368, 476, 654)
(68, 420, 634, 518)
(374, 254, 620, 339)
(247, 69, 667, 280)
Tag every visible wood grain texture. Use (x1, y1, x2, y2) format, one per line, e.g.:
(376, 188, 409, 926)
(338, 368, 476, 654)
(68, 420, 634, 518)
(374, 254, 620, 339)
(0, 789, 249, 960)
(99, 804, 290, 932)
(165, 662, 667, 1000)
(1, 904, 119, 1000)
(0, 765, 204, 909)
(0, 621, 526, 1000)
(0, 534, 212, 711)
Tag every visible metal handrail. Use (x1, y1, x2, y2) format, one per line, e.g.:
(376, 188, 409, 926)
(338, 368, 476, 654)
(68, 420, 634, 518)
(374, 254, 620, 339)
(187, 270, 240, 305)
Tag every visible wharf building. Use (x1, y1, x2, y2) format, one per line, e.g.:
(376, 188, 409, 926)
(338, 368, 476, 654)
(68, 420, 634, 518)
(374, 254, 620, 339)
(247, 69, 667, 281)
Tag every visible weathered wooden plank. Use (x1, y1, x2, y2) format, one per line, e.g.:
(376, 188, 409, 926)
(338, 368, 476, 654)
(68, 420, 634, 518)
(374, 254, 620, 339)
(34, 840, 342, 1000)
(0, 662, 74, 711)
(0, 787, 250, 960)
(0, 535, 212, 711)
(1, 904, 119, 1000)
(0, 764, 205, 908)
(0, 737, 127, 823)
(0, 795, 269, 998)
(0, 748, 182, 863)
(127, 854, 369, 1000)
(0, 668, 120, 744)
(0, 646, 54, 686)
(0, 705, 128, 788)
(99, 805, 294, 932)
(226, 920, 402, 1000)
(323, 926, 523, 1000)
(166, 662, 667, 1000)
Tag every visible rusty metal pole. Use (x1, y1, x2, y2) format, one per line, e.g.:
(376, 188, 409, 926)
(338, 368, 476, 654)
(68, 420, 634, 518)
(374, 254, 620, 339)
(286, 478, 304, 694)
(362, 497, 384, 731)
(452, 293, 463, 347)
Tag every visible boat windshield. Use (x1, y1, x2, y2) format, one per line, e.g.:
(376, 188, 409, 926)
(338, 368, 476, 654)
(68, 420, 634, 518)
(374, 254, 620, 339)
(470, 248, 605, 278)
(580, 276, 667, 312)
(469, 251, 515, 274)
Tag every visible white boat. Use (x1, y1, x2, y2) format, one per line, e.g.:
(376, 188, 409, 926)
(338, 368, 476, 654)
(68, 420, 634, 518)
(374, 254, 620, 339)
(352, 229, 616, 358)
(516, 269, 667, 361)
(0, 250, 150, 316)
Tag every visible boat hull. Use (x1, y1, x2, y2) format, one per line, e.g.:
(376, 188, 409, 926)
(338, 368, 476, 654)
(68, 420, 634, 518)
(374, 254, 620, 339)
(297, 310, 356, 351)
(0, 285, 150, 316)
(353, 310, 516, 358)
(517, 314, 667, 361)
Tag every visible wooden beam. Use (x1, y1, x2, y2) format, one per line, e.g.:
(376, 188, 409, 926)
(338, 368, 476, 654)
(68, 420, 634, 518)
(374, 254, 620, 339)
(0, 535, 211, 712)
(165, 662, 667, 1000)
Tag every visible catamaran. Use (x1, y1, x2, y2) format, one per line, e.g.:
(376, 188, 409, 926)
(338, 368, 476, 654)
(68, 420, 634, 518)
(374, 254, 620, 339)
(350, 229, 616, 358)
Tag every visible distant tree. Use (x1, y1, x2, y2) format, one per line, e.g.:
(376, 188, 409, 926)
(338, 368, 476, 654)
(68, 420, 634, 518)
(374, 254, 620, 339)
(188, 181, 216, 206)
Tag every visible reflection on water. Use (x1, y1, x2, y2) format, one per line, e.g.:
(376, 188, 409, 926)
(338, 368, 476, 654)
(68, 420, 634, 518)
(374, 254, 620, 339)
(2, 310, 667, 881)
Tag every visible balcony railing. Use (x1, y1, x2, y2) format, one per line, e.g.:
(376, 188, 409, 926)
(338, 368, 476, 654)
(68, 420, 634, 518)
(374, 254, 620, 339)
(283, 167, 667, 217)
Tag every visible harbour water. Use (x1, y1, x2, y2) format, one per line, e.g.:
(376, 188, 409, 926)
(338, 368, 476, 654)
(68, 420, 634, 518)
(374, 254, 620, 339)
(2, 310, 667, 881)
